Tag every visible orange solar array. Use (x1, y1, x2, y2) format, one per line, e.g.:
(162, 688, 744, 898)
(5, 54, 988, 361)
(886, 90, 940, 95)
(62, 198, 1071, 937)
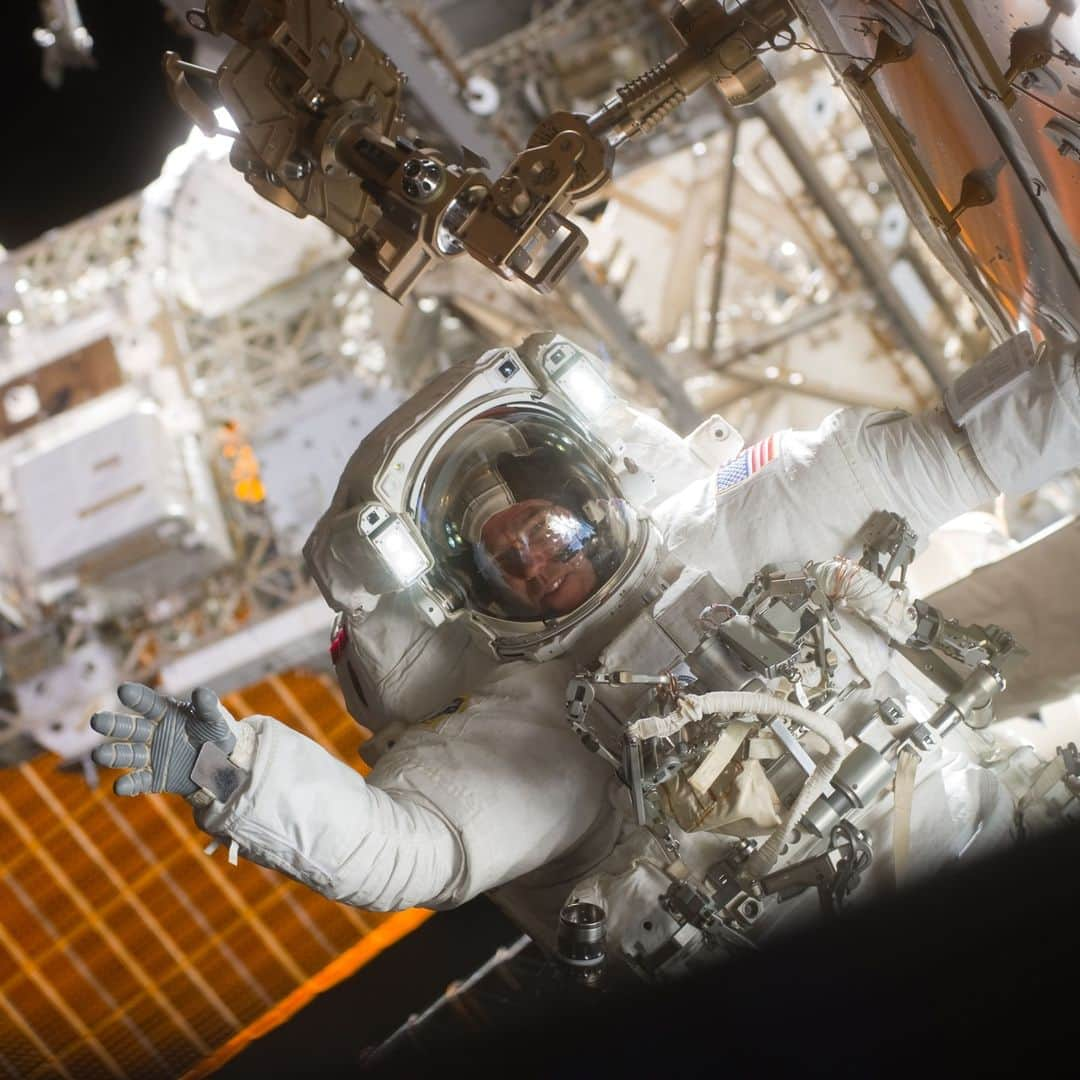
(0, 672, 429, 1079)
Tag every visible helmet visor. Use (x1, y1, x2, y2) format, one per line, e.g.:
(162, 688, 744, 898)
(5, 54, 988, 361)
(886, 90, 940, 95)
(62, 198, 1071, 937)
(416, 405, 635, 622)
(474, 499, 601, 618)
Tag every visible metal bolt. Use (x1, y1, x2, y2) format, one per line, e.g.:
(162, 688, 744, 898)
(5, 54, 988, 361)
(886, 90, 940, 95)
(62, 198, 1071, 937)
(879, 698, 904, 725)
(910, 724, 934, 751)
(283, 156, 312, 181)
(740, 898, 760, 919)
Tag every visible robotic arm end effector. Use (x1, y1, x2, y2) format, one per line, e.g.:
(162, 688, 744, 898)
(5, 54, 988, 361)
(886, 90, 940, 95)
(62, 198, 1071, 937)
(167, 0, 797, 300)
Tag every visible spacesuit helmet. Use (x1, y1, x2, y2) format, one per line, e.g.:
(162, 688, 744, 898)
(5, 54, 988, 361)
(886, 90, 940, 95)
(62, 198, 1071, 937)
(304, 335, 691, 666)
(417, 404, 638, 628)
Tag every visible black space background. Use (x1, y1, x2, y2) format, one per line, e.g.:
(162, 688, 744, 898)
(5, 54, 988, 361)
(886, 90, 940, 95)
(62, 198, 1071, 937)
(2, 1, 192, 249)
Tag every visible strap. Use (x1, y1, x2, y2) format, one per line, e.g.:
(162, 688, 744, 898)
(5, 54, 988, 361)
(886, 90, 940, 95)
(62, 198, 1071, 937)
(892, 746, 920, 888)
(1018, 757, 1067, 813)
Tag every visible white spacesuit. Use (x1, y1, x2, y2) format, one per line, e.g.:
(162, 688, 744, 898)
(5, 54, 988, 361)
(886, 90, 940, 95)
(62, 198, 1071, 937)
(92, 330, 1080, 980)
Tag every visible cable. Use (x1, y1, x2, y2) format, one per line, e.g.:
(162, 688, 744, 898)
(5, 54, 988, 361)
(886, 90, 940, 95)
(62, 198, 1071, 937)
(735, 6, 872, 65)
(771, 0, 1080, 129)
(751, 26, 872, 64)
(878, 0, 937, 35)
(788, 37, 874, 64)
(1013, 80, 1080, 127)
(1051, 43, 1080, 71)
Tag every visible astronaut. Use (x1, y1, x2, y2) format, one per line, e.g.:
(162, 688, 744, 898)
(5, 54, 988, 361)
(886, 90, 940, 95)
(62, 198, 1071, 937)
(90, 330, 1080, 978)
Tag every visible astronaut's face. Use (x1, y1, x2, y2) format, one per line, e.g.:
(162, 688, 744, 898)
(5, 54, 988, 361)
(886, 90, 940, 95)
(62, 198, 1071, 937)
(479, 498, 599, 616)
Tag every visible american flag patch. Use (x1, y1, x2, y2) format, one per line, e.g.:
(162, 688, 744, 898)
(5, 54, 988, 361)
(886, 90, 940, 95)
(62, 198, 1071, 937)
(716, 433, 780, 495)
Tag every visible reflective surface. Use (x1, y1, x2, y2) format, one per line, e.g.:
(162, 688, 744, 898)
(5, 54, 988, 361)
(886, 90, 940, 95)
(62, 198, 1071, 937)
(476, 498, 600, 617)
(796, 0, 1080, 342)
(417, 405, 635, 622)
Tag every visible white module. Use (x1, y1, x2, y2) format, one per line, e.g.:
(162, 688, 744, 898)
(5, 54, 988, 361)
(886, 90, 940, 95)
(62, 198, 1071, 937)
(13, 638, 120, 762)
(11, 402, 232, 598)
(158, 595, 333, 699)
(254, 375, 403, 555)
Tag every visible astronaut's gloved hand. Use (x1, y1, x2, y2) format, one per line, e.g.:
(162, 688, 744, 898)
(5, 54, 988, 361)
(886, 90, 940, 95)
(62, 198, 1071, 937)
(90, 683, 246, 803)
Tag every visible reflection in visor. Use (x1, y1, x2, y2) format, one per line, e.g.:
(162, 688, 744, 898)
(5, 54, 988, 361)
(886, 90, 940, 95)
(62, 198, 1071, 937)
(416, 404, 638, 625)
(475, 499, 600, 618)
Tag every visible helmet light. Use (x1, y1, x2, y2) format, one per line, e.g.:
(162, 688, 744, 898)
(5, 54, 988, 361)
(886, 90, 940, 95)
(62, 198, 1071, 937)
(541, 341, 616, 420)
(369, 514, 432, 588)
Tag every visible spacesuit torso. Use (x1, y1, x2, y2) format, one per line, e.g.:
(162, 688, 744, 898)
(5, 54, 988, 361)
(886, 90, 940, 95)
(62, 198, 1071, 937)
(349, 403, 1013, 976)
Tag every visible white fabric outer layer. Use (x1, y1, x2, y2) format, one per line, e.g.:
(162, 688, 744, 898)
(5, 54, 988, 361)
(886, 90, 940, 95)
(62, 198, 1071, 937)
(962, 340, 1080, 495)
(196, 716, 464, 910)
(814, 558, 919, 642)
(193, 340, 1078, 915)
(928, 515, 1080, 717)
(651, 404, 995, 592)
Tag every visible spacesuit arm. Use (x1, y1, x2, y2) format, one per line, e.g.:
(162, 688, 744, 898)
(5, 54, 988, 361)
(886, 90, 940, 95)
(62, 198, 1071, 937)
(195, 681, 611, 912)
(655, 336, 1079, 583)
(950, 336, 1080, 496)
(195, 715, 465, 911)
(854, 335, 1080, 536)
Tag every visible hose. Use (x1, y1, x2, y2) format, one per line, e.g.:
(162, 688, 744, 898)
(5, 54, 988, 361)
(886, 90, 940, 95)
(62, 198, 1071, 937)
(675, 691, 848, 878)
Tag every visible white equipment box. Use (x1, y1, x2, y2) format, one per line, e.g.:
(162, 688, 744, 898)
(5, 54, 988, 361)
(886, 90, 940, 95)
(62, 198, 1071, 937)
(11, 403, 232, 597)
(254, 375, 403, 555)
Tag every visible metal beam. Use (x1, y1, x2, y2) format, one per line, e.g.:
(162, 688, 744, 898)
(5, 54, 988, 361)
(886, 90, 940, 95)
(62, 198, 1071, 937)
(563, 265, 702, 432)
(707, 123, 741, 357)
(753, 95, 951, 391)
(349, 2, 509, 168)
(710, 297, 854, 372)
(697, 365, 897, 410)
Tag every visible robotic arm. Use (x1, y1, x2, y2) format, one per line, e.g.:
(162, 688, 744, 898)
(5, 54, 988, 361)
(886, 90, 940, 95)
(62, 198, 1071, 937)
(164, 0, 794, 300)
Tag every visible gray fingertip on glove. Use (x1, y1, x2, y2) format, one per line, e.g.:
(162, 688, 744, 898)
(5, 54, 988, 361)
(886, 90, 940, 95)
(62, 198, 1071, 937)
(91, 683, 238, 799)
